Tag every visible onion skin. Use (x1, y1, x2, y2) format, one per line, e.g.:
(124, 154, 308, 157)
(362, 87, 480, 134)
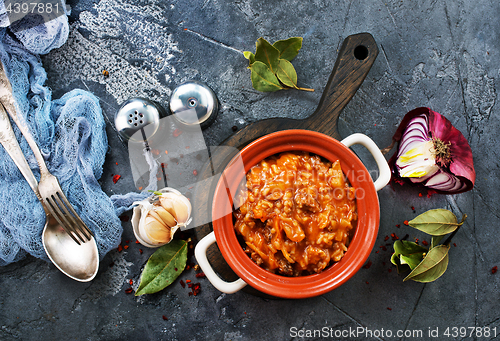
(388, 107, 475, 194)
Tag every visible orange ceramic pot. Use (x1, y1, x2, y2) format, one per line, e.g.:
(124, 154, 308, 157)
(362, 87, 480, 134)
(195, 130, 390, 299)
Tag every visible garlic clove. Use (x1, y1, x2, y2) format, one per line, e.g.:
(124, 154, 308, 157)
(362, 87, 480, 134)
(159, 193, 191, 224)
(154, 206, 177, 227)
(148, 209, 169, 227)
(143, 215, 171, 244)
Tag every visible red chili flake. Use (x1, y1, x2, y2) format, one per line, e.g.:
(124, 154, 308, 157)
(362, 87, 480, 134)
(384, 235, 389, 241)
(138, 186, 143, 191)
(119, 214, 130, 222)
(125, 240, 130, 244)
(174, 268, 178, 272)
(162, 315, 168, 321)
(387, 307, 392, 311)
(115, 162, 118, 165)
(422, 240, 429, 246)
(191, 283, 201, 296)
(195, 272, 206, 278)
(125, 288, 133, 294)
(136, 240, 140, 244)
(139, 249, 143, 254)
(415, 238, 419, 244)
(129, 279, 133, 286)
(165, 150, 168, 155)
(427, 189, 437, 198)
(117, 245, 123, 252)
(193, 170, 198, 176)
(492, 266, 498, 274)
(375, 251, 379, 254)
(363, 260, 372, 269)
(365, 281, 369, 284)
(396, 224, 401, 228)
(188, 292, 193, 296)
(388, 269, 392, 273)
(403, 220, 409, 226)
(124, 245, 129, 250)
(379, 245, 387, 251)
(186, 279, 191, 283)
(187, 283, 192, 288)
(112, 174, 121, 184)
(173, 128, 183, 137)
(453, 243, 457, 247)
(411, 206, 415, 210)
(186, 265, 191, 270)
(391, 233, 399, 241)
(180, 280, 185, 288)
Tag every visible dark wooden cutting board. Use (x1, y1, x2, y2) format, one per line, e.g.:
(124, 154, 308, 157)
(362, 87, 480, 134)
(193, 33, 378, 296)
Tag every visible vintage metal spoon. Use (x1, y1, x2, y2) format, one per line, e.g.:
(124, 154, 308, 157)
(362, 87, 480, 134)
(0, 103, 99, 281)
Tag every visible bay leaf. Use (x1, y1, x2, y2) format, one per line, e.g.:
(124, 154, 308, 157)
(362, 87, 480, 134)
(391, 240, 427, 274)
(276, 59, 298, 89)
(250, 61, 283, 92)
(404, 244, 450, 282)
(135, 239, 188, 296)
(273, 37, 303, 61)
(254, 37, 280, 73)
(409, 209, 462, 236)
(431, 235, 444, 249)
(243, 51, 255, 66)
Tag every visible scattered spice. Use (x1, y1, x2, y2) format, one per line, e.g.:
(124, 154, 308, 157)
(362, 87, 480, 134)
(124, 245, 129, 250)
(117, 245, 123, 252)
(193, 170, 198, 176)
(113, 174, 121, 184)
(384, 235, 389, 241)
(165, 150, 168, 155)
(403, 220, 409, 226)
(363, 260, 372, 269)
(136, 240, 140, 244)
(173, 128, 183, 137)
(186, 279, 191, 283)
(388, 269, 392, 273)
(162, 315, 168, 321)
(379, 245, 387, 251)
(422, 240, 429, 246)
(125, 288, 133, 294)
(391, 233, 399, 241)
(129, 279, 133, 286)
(174, 268, 178, 272)
(193, 264, 200, 271)
(102, 70, 109, 77)
(195, 272, 206, 278)
(419, 193, 423, 197)
(180, 280, 186, 288)
(453, 243, 457, 247)
(396, 224, 401, 228)
(139, 249, 143, 254)
(387, 307, 392, 311)
(492, 266, 498, 274)
(115, 162, 118, 165)
(365, 281, 369, 284)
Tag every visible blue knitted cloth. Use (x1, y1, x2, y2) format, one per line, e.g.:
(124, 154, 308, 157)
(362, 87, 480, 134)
(0, 7, 134, 265)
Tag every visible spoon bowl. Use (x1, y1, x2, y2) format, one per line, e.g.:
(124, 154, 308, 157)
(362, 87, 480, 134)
(42, 215, 99, 281)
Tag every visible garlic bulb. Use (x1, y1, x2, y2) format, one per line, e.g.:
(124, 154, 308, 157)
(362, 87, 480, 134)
(131, 188, 192, 248)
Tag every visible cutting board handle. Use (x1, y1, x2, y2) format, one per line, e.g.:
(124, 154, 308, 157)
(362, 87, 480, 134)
(305, 33, 378, 138)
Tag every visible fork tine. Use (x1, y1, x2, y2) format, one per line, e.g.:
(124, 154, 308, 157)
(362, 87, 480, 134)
(55, 192, 94, 240)
(42, 197, 82, 245)
(50, 194, 89, 243)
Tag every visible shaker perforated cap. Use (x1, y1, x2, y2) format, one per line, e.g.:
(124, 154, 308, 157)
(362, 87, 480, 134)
(169, 81, 218, 129)
(114, 98, 161, 142)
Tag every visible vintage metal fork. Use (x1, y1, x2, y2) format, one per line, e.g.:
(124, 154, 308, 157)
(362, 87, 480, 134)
(0, 61, 93, 245)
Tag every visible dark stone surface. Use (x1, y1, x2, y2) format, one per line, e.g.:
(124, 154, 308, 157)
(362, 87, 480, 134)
(1, 0, 499, 340)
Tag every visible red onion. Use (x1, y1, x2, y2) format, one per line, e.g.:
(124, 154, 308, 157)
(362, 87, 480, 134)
(388, 107, 475, 194)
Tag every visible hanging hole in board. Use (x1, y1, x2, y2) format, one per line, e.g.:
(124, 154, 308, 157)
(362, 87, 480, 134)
(354, 45, 368, 60)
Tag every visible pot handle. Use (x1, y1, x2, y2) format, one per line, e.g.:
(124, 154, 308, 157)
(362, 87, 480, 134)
(341, 133, 391, 191)
(195, 231, 247, 294)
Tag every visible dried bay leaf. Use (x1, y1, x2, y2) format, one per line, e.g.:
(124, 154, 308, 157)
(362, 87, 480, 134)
(243, 51, 255, 66)
(250, 61, 283, 92)
(391, 240, 427, 273)
(404, 244, 450, 283)
(273, 37, 303, 61)
(409, 209, 463, 236)
(135, 239, 188, 295)
(276, 59, 298, 88)
(254, 37, 280, 73)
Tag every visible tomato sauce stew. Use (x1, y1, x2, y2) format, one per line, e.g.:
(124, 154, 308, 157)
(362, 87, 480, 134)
(233, 152, 358, 276)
